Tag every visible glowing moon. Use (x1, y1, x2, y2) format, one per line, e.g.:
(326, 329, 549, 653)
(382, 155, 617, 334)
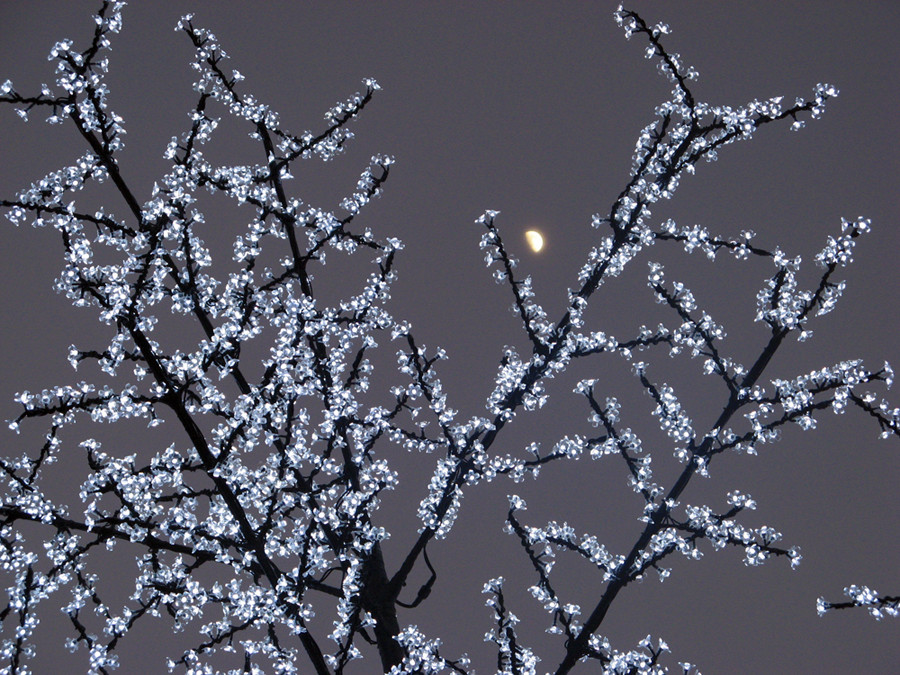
(525, 230, 544, 253)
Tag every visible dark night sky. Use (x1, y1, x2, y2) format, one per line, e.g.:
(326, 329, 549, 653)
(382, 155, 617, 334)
(1, 2, 898, 673)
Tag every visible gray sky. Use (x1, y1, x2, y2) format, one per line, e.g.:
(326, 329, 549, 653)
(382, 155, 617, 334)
(1, 2, 898, 673)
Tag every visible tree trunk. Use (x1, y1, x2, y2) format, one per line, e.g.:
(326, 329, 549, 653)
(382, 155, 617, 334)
(362, 543, 405, 672)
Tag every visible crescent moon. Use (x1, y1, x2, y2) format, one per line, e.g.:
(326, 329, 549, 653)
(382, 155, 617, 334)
(525, 230, 544, 253)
